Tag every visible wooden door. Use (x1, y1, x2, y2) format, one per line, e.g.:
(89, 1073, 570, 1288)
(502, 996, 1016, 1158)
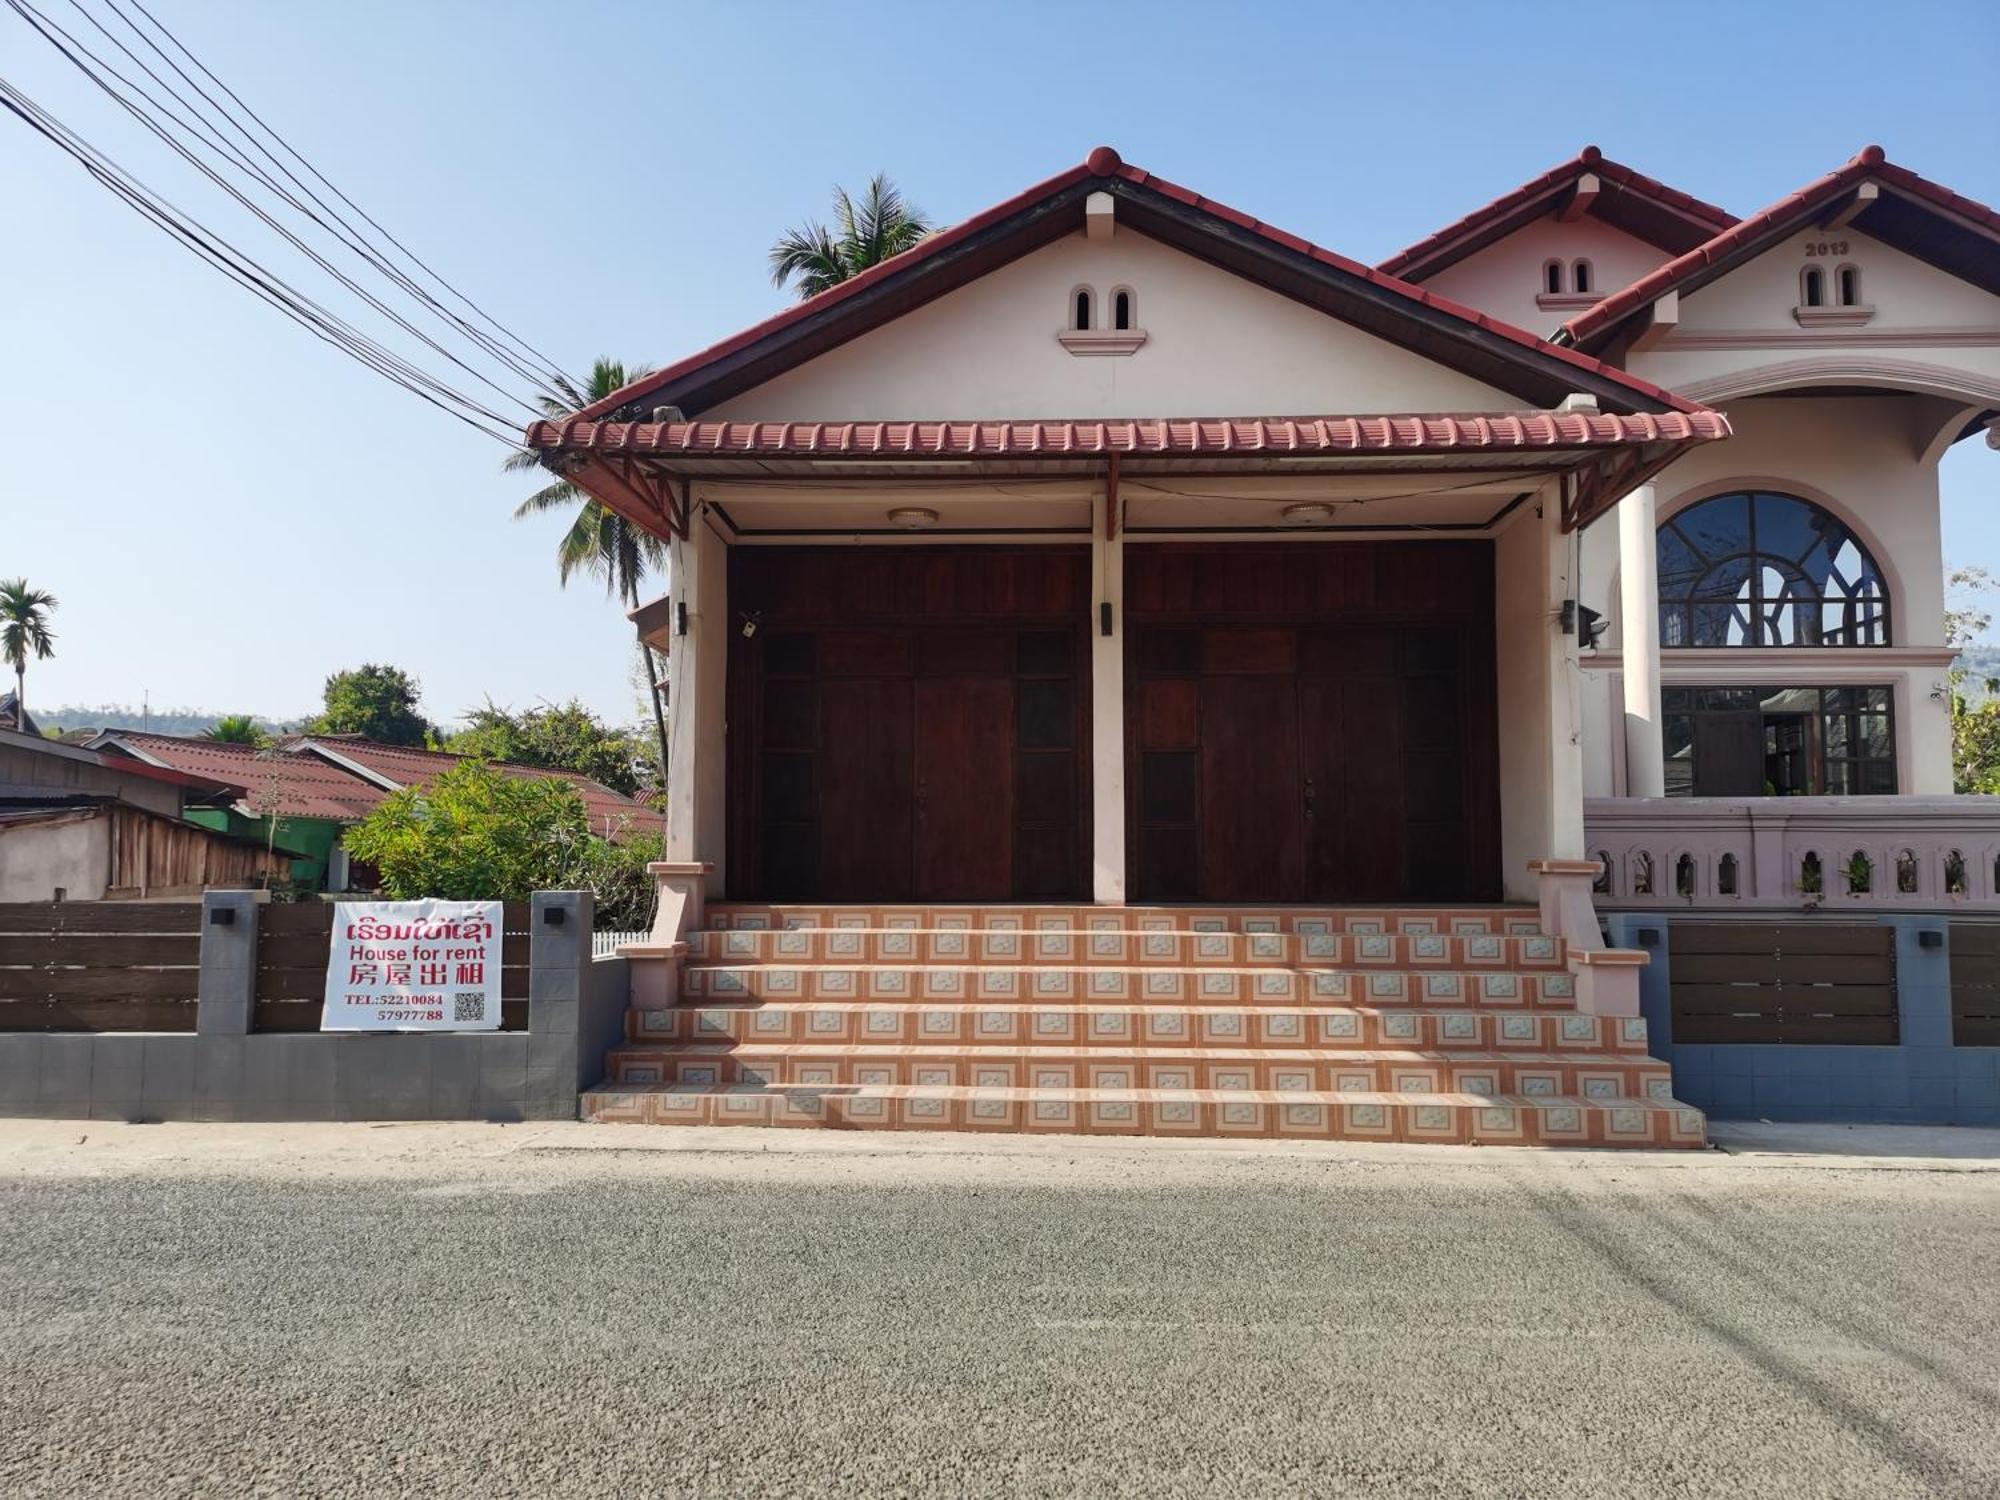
(914, 676, 1014, 900)
(728, 547, 1090, 901)
(1126, 543, 1498, 904)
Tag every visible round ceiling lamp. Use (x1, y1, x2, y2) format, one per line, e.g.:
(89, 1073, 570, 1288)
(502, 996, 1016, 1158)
(887, 507, 940, 530)
(1281, 503, 1333, 526)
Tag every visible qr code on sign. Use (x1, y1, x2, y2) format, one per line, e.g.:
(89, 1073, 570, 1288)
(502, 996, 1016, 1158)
(452, 991, 486, 1023)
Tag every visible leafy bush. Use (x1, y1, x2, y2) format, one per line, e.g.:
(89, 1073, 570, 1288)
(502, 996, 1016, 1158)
(341, 760, 658, 927)
(446, 699, 653, 797)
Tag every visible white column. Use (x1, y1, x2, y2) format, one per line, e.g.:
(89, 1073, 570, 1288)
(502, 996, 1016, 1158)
(1089, 489, 1126, 904)
(1617, 483, 1665, 798)
(664, 507, 728, 896)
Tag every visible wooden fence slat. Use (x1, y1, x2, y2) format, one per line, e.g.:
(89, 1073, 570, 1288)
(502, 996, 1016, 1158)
(258, 904, 335, 936)
(0, 934, 201, 966)
(1777, 953, 1897, 985)
(0, 968, 199, 1001)
(0, 998, 197, 1032)
(1670, 983, 1896, 1016)
(255, 933, 336, 968)
(1668, 953, 1783, 985)
(1671, 923, 1890, 957)
(0, 901, 203, 935)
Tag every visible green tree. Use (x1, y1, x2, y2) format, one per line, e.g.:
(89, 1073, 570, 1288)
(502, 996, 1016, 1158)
(768, 174, 933, 299)
(203, 714, 270, 747)
(342, 760, 591, 903)
(1945, 565, 2000, 793)
(506, 357, 671, 778)
(340, 759, 658, 924)
(0, 578, 58, 729)
(307, 663, 431, 746)
(507, 359, 665, 604)
(446, 700, 650, 796)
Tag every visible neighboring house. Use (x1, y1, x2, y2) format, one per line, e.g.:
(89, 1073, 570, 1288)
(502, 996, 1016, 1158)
(0, 729, 291, 900)
(86, 731, 664, 893)
(88, 731, 383, 892)
(292, 737, 664, 844)
(0, 693, 38, 737)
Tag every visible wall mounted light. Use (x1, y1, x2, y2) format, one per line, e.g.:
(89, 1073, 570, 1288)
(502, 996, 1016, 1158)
(888, 507, 940, 530)
(1281, 503, 1333, 526)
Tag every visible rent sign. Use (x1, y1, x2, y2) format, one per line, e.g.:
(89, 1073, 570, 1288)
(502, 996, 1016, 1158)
(322, 899, 504, 1032)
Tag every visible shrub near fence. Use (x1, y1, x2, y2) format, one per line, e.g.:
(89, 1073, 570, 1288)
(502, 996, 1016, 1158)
(253, 901, 534, 1032)
(0, 902, 203, 1032)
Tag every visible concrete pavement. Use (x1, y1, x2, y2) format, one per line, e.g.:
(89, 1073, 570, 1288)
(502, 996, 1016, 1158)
(0, 1120, 1996, 1498)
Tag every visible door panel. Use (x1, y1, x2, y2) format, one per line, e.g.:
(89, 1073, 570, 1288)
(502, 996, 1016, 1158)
(1126, 543, 1499, 904)
(818, 675, 913, 900)
(1198, 674, 1302, 902)
(729, 547, 1090, 901)
(914, 677, 1015, 900)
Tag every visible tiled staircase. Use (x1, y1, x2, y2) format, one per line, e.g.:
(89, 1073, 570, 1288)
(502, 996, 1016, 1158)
(584, 905, 1706, 1148)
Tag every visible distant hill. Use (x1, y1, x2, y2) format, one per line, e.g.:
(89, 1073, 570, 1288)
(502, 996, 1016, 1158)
(33, 704, 297, 738)
(1959, 645, 2000, 691)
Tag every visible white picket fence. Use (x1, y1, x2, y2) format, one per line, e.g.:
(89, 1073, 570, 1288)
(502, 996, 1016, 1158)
(591, 929, 648, 960)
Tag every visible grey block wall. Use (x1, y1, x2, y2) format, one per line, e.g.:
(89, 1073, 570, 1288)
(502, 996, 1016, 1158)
(0, 890, 633, 1123)
(1609, 911, 2000, 1125)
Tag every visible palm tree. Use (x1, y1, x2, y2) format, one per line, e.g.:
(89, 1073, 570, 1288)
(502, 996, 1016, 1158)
(507, 357, 671, 784)
(769, 174, 934, 299)
(204, 714, 269, 747)
(507, 358, 668, 603)
(0, 579, 57, 730)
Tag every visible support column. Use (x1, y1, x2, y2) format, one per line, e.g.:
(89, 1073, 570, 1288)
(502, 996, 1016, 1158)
(1090, 482, 1126, 904)
(1617, 483, 1665, 798)
(663, 506, 728, 896)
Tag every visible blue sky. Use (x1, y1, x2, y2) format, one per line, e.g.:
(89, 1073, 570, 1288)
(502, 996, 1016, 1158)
(3, 0, 1995, 727)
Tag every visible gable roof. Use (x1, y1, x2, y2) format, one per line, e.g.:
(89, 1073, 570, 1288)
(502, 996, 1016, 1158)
(293, 738, 664, 842)
(1562, 145, 2000, 353)
(1377, 146, 1738, 284)
(569, 146, 1708, 426)
(91, 731, 387, 821)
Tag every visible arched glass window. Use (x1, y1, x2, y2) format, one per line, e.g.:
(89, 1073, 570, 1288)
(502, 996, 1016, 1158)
(1544, 260, 1563, 295)
(1112, 288, 1133, 331)
(1838, 265, 1862, 306)
(1572, 259, 1592, 294)
(1072, 288, 1093, 331)
(1802, 266, 1825, 307)
(1657, 491, 1889, 647)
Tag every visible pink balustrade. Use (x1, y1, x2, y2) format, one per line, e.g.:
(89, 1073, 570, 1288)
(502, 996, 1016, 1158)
(1583, 796, 2000, 910)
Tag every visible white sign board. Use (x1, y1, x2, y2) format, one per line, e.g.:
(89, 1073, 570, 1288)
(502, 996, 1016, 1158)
(321, 899, 504, 1032)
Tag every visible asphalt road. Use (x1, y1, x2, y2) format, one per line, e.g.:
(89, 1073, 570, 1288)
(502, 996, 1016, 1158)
(0, 1124, 1996, 1499)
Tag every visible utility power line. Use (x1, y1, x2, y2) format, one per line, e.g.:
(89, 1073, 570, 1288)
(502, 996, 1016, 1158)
(2, 0, 587, 444)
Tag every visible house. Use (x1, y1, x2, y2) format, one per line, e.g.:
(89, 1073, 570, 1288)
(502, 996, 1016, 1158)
(0, 729, 292, 899)
(0, 692, 38, 737)
(86, 731, 665, 892)
(524, 144, 1999, 1140)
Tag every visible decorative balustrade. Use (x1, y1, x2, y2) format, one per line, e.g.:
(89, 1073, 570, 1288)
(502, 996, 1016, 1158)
(1583, 796, 2000, 910)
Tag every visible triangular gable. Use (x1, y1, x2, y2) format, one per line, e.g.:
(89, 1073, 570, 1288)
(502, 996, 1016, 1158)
(1562, 146, 2000, 353)
(1378, 146, 1736, 284)
(573, 147, 1704, 426)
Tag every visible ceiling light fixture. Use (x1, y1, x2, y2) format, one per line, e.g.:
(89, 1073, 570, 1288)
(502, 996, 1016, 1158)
(1281, 503, 1334, 526)
(888, 507, 940, 530)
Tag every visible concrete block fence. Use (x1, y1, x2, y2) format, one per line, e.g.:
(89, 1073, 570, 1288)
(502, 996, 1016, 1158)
(1607, 911, 2000, 1126)
(0, 891, 629, 1122)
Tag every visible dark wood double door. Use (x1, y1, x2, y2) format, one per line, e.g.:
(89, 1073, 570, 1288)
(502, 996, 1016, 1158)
(728, 546, 1091, 902)
(1126, 542, 1501, 904)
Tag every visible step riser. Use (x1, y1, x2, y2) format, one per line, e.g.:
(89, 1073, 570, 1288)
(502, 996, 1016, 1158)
(681, 967, 1577, 1007)
(703, 906, 1544, 936)
(630, 1006, 1654, 1052)
(686, 931, 1565, 969)
(606, 1052, 1674, 1098)
(581, 1088, 1705, 1148)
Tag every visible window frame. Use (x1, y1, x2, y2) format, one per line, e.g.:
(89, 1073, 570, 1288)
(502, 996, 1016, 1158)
(1656, 490, 1891, 649)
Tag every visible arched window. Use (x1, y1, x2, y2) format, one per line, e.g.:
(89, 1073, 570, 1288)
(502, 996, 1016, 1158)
(1717, 853, 1740, 896)
(1072, 287, 1093, 331)
(1838, 264, 1862, 306)
(1571, 259, 1593, 295)
(1112, 287, 1134, 331)
(1544, 260, 1564, 295)
(1801, 266, 1826, 307)
(1657, 491, 1889, 647)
